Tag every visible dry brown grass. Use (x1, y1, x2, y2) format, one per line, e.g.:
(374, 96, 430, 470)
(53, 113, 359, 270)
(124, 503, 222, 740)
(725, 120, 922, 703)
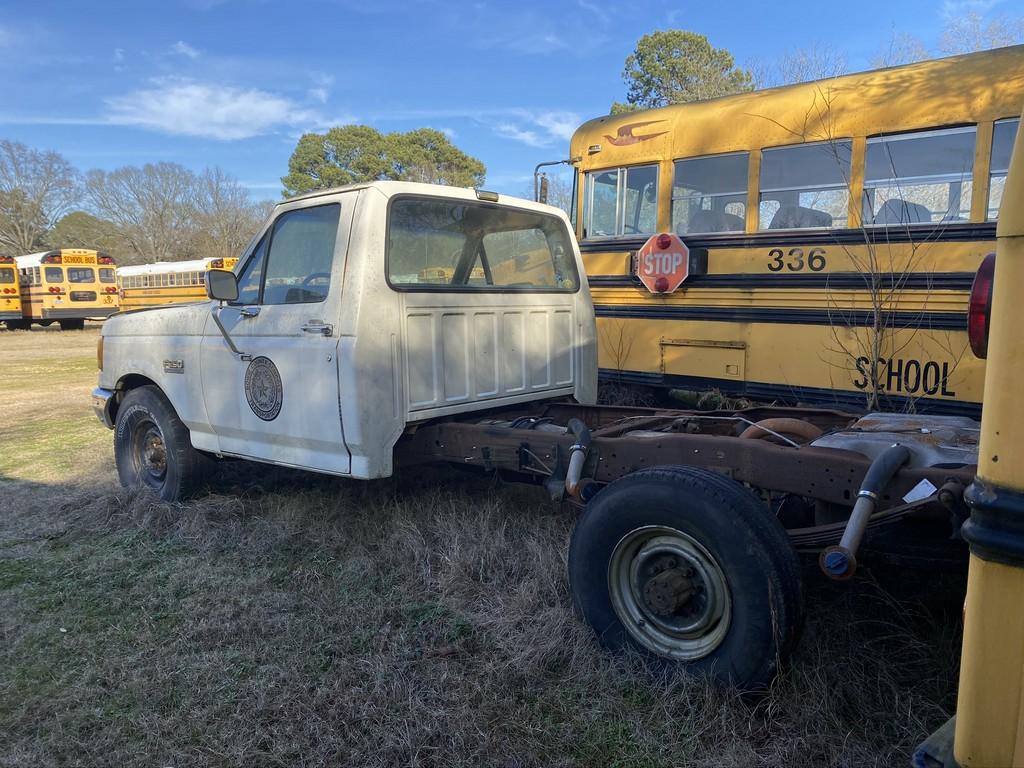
(0, 327, 964, 767)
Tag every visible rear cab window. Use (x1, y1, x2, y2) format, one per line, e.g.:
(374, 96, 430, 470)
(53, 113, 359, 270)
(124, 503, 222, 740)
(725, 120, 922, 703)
(387, 196, 579, 291)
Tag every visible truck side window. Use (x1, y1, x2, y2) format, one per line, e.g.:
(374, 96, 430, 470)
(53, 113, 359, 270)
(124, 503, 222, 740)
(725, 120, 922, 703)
(262, 203, 340, 305)
(235, 233, 268, 305)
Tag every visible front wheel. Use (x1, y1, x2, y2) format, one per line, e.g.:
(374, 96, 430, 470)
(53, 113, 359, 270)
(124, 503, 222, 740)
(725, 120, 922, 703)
(114, 385, 211, 501)
(569, 466, 803, 690)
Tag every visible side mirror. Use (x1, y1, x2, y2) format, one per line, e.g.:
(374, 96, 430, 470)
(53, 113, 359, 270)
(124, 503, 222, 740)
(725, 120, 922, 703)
(538, 174, 550, 205)
(206, 269, 239, 302)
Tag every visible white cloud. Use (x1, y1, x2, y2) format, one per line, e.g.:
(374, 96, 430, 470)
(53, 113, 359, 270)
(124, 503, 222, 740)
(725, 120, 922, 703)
(307, 73, 334, 104)
(533, 111, 579, 142)
(113, 48, 124, 63)
(495, 123, 548, 148)
(494, 110, 581, 148)
(171, 40, 201, 59)
(941, 0, 1002, 16)
(106, 78, 344, 140)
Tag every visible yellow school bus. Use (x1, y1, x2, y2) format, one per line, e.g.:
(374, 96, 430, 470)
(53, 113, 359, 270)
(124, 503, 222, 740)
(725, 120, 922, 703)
(13, 249, 119, 330)
(568, 45, 1024, 417)
(116, 257, 239, 311)
(0, 255, 22, 328)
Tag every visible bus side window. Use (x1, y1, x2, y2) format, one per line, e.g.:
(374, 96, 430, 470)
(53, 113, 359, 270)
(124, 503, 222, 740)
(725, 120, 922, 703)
(673, 152, 748, 234)
(988, 118, 1020, 220)
(863, 126, 976, 225)
(759, 141, 852, 230)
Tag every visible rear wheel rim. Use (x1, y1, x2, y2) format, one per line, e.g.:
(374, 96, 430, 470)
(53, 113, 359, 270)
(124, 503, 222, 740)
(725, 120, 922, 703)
(608, 525, 731, 661)
(131, 418, 168, 489)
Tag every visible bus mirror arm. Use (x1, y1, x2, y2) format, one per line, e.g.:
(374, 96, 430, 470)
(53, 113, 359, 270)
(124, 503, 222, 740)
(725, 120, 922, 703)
(210, 306, 252, 362)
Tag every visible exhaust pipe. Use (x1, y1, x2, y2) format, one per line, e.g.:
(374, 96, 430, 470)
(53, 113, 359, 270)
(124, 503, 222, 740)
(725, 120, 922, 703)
(564, 418, 592, 499)
(820, 444, 911, 580)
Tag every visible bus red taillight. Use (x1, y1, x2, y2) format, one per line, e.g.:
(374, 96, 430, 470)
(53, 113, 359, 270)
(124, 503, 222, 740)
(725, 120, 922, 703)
(968, 252, 995, 359)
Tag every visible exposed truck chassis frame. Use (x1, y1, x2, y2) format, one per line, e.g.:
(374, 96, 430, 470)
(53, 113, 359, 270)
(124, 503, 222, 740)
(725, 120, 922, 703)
(398, 401, 975, 553)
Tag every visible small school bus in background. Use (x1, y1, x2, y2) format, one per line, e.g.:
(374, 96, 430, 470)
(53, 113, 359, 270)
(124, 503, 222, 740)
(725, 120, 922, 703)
(566, 45, 1024, 418)
(116, 257, 239, 311)
(10, 249, 118, 330)
(0, 255, 22, 327)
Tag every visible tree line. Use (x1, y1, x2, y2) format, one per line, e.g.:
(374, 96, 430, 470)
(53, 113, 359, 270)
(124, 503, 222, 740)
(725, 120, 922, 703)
(0, 142, 274, 266)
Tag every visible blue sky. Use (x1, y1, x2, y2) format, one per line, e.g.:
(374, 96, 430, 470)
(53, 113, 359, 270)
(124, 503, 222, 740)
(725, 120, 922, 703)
(0, 0, 1013, 201)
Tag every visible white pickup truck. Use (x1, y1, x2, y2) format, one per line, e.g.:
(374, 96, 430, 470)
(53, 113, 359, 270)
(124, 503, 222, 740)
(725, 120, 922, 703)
(93, 181, 980, 690)
(95, 182, 596, 495)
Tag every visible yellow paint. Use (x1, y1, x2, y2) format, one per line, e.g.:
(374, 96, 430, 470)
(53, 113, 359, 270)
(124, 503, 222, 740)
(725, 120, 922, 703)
(953, 105, 1024, 764)
(15, 249, 119, 322)
(572, 47, 1024, 223)
(568, 47, 1024, 411)
(117, 257, 239, 311)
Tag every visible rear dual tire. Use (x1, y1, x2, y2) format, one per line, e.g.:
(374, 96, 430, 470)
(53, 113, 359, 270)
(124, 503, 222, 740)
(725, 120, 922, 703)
(114, 385, 211, 502)
(569, 465, 802, 690)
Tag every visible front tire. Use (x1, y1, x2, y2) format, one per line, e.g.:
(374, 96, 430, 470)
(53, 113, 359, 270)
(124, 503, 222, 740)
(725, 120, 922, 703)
(114, 385, 210, 502)
(569, 466, 803, 690)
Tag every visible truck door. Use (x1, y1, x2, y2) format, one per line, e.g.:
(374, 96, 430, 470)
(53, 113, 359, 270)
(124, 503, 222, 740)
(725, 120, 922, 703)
(200, 199, 353, 474)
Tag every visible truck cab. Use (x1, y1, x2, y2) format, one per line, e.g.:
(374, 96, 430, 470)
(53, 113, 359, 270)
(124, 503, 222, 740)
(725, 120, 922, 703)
(94, 182, 597, 499)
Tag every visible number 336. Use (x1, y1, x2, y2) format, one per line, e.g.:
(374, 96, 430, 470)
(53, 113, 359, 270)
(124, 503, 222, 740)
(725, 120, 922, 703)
(767, 247, 826, 272)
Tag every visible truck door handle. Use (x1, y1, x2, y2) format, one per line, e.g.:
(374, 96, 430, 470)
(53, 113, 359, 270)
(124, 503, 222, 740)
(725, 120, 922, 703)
(301, 322, 333, 337)
(239, 306, 260, 318)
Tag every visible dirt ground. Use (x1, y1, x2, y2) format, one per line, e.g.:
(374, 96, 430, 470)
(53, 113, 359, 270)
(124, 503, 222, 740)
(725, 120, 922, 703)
(0, 324, 964, 767)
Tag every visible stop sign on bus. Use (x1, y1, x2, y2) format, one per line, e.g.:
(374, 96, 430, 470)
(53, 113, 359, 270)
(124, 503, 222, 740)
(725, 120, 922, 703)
(635, 233, 691, 294)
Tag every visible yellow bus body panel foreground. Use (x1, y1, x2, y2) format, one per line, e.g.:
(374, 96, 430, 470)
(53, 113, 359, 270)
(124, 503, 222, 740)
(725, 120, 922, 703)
(954, 101, 1024, 767)
(569, 46, 1024, 417)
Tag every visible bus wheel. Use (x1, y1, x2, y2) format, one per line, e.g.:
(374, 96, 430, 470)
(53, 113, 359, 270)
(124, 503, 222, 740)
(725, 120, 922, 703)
(568, 465, 803, 690)
(4, 320, 29, 331)
(58, 319, 84, 331)
(114, 385, 211, 502)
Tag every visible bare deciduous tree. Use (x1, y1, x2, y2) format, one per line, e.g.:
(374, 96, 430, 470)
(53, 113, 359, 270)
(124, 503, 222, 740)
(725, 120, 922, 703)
(939, 11, 1024, 55)
(191, 167, 272, 260)
(753, 44, 848, 89)
(85, 162, 198, 263)
(872, 11, 1024, 69)
(0, 140, 79, 254)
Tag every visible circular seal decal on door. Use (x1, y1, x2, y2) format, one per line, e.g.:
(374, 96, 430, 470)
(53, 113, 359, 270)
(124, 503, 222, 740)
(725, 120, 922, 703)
(244, 356, 283, 421)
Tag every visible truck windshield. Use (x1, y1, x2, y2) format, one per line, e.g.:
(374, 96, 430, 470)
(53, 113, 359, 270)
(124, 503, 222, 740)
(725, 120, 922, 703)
(387, 197, 579, 291)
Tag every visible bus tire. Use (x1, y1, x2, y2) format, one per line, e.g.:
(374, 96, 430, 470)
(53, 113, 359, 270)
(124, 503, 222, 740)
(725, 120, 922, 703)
(568, 465, 803, 691)
(4, 319, 29, 331)
(114, 385, 210, 502)
(58, 319, 84, 331)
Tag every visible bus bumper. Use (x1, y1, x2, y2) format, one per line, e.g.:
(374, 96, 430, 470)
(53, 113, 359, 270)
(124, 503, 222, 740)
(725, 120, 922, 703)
(92, 387, 116, 429)
(41, 307, 119, 319)
(0, 311, 21, 321)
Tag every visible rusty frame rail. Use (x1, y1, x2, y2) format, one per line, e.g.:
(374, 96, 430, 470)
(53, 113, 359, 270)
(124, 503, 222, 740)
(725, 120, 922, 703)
(396, 404, 975, 510)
